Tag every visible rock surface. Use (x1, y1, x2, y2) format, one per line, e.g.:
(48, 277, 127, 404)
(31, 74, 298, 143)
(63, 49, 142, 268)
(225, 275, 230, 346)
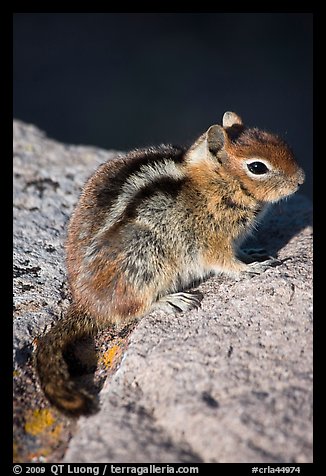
(13, 120, 121, 463)
(13, 120, 313, 463)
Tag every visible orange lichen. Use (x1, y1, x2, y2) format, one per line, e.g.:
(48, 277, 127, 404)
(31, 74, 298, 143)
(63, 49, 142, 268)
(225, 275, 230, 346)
(48, 423, 63, 439)
(24, 409, 55, 436)
(99, 344, 121, 369)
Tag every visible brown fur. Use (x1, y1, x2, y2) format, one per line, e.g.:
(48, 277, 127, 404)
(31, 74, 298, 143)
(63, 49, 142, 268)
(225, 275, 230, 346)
(35, 112, 304, 415)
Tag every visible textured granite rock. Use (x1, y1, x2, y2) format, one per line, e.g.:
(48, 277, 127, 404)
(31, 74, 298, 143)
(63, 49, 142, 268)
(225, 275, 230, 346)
(13, 120, 313, 463)
(13, 120, 118, 463)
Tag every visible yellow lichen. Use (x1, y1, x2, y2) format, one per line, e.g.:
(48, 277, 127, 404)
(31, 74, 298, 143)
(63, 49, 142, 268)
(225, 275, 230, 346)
(49, 423, 63, 439)
(24, 409, 55, 436)
(13, 370, 20, 378)
(24, 144, 34, 153)
(99, 344, 120, 369)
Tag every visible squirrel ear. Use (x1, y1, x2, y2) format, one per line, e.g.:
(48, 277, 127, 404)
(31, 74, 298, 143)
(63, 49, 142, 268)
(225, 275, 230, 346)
(206, 124, 227, 154)
(186, 124, 227, 164)
(222, 111, 243, 129)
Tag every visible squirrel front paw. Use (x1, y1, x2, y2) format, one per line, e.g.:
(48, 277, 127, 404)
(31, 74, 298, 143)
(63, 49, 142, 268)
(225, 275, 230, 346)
(245, 257, 282, 275)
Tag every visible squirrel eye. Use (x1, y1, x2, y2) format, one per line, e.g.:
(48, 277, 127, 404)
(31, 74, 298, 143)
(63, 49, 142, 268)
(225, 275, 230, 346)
(247, 161, 269, 175)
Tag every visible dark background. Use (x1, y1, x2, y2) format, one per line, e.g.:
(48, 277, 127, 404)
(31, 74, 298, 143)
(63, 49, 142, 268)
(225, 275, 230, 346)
(13, 13, 312, 199)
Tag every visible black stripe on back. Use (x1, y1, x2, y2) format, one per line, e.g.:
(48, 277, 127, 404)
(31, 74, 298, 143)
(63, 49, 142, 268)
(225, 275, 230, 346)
(95, 145, 185, 209)
(123, 176, 187, 221)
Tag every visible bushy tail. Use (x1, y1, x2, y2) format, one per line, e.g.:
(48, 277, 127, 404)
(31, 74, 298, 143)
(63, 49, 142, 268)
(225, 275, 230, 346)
(35, 305, 98, 416)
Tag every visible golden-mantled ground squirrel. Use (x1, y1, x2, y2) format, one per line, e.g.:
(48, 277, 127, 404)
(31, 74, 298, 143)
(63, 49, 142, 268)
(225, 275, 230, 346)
(35, 111, 305, 415)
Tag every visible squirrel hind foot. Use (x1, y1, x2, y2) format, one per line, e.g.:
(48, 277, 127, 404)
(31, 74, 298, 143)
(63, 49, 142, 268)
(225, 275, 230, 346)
(155, 290, 204, 314)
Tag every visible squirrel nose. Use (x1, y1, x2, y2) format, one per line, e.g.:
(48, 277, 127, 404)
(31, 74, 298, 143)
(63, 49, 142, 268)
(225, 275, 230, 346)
(297, 169, 305, 186)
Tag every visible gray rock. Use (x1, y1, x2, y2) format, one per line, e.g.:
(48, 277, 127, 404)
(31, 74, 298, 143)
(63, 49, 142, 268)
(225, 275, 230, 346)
(13, 120, 116, 360)
(13, 120, 313, 463)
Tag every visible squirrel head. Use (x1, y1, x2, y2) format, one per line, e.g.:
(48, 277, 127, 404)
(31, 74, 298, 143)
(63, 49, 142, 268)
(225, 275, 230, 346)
(187, 111, 305, 203)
